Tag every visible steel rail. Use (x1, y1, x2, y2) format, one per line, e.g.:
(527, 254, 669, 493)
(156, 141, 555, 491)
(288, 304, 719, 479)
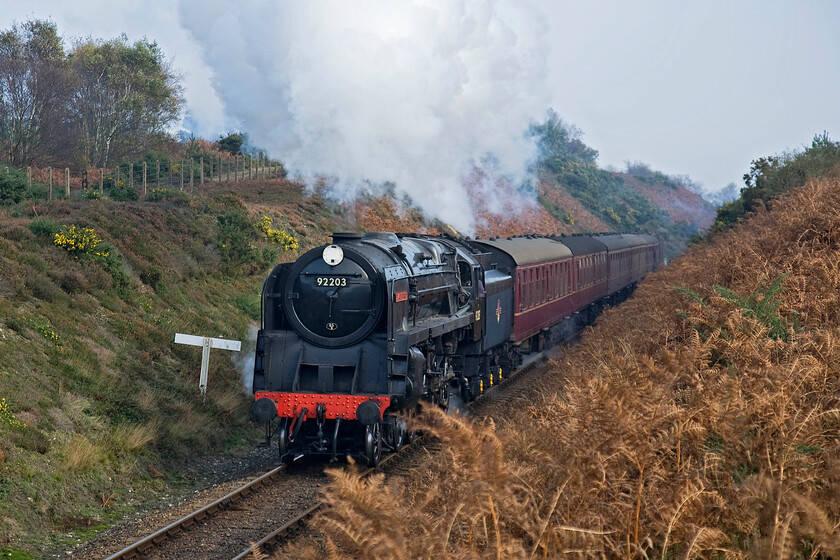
(103, 464, 287, 559)
(229, 449, 400, 559)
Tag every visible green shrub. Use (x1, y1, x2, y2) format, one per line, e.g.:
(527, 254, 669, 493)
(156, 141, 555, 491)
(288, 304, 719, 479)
(109, 181, 139, 201)
(96, 241, 130, 293)
(140, 266, 163, 291)
(216, 211, 257, 269)
(0, 167, 27, 203)
(147, 188, 187, 202)
(712, 133, 840, 232)
(28, 217, 60, 237)
(714, 273, 794, 341)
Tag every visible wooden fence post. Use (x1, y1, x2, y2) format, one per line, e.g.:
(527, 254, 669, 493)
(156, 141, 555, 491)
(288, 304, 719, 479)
(180, 159, 184, 190)
(27, 166, 31, 192)
(129, 164, 134, 190)
(65, 168, 70, 198)
(116, 165, 120, 187)
(200, 157, 204, 185)
(234, 156, 239, 182)
(156, 160, 160, 189)
(48, 167, 52, 200)
(143, 162, 147, 195)
(190, 159, 194, 190)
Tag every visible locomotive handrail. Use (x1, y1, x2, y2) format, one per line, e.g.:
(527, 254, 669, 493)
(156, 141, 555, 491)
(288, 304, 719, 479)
(301, 271, 363, 277)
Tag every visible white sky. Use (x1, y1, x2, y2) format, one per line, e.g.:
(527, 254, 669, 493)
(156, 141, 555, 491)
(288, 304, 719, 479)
(3, 0, 838, 195)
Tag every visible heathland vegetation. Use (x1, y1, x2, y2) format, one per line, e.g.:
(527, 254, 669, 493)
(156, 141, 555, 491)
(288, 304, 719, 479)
(295, 164, 840, 558)
(0, 178, 326, 556)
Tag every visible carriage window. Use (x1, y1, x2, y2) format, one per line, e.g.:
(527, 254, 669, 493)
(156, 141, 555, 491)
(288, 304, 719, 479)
(543, 266, 548, 302)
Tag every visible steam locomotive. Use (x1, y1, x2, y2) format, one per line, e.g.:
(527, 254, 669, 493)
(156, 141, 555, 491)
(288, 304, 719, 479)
(251, 231, 662, 465)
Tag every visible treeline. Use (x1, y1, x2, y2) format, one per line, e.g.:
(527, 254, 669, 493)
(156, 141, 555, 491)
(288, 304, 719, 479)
(0, 19, 181, 168)
(712, 132, 840, 232)
(529, 110, 676, 232)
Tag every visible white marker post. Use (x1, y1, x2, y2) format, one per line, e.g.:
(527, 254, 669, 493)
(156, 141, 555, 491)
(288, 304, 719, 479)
(174, 333, 242, 398)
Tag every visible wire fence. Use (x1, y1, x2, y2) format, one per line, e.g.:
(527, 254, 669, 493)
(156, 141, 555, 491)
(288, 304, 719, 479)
(14, 153, 284, 201)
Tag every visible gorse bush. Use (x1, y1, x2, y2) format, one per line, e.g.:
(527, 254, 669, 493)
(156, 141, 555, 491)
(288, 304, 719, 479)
(217, 211, 256, 268)
(54, 225, 108, 258)
(257, 215, 299, 251)
(53, 224, 129, 293)
(0, 398, 26, 429)
(107, 180, 138, 202)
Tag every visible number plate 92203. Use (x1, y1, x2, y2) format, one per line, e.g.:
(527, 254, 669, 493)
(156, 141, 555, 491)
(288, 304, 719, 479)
(316, 277, 347, 287)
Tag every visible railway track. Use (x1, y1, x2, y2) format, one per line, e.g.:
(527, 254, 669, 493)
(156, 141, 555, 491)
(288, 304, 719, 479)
(102, 465, 287, 559)
(95, 349, 558, 560)
(97, 440, 405, 559)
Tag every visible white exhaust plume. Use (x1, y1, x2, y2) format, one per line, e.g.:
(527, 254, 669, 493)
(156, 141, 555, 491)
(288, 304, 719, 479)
(178, 0, 550, 233)
(232, 324, 259, 394)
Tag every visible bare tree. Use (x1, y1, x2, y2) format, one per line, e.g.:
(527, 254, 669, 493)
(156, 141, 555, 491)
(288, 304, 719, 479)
(0, 19, 72, 165)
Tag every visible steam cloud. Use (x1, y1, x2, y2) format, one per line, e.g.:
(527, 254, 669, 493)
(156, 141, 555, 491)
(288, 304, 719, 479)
(178, 1, 550, 232)
(232, 325, 259, 394)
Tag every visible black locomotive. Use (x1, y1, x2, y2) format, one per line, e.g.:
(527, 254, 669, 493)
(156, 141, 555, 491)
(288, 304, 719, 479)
(251, 231, 662, 465)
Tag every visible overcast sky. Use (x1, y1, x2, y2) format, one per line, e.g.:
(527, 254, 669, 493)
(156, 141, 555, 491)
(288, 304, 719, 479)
(4, 0, 839, 197)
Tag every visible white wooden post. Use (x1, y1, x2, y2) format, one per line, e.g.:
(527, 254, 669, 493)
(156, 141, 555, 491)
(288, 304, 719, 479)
(174, 333, 242, 398)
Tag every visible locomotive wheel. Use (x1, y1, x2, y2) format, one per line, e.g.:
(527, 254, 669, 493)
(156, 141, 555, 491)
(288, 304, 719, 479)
(390, 418, 406, 451)
(365, 423, 382, 467)
(278, 419, 292, 464)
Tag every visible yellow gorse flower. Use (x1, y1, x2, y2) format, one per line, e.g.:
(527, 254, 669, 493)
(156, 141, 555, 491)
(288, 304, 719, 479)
(54, 225, 109, 258)
(0, 397, 26, 428)
(257, 215, 299, 251)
